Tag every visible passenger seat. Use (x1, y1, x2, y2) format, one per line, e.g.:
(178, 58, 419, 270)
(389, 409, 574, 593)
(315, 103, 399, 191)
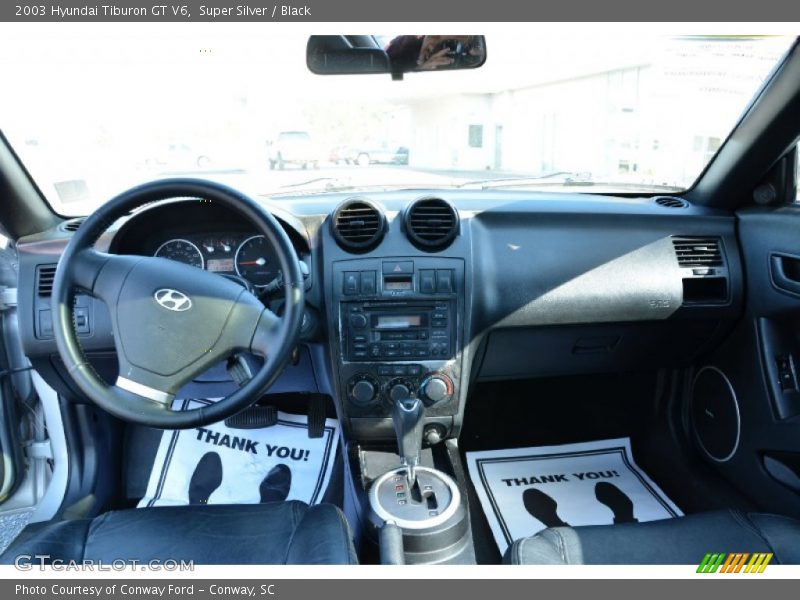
(504, 510, 800, 564)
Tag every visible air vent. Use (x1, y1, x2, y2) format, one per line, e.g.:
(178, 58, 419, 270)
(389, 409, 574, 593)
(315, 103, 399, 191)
(655, 196, 689, 209)
(36, 264, 57, 297)
(60, 218, 86, 232)
(673, 237, 723, 267)
(331, 198, 386, 252)
(404, 197, 459, 251)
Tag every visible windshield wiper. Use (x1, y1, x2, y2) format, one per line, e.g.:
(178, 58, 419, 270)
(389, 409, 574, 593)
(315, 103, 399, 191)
(269, 178, 363, 196)
(457, 172, 594, 189)
(458, 176, 682, 193)
(270, 180, 456, 196)
(279, 176, 339, 189)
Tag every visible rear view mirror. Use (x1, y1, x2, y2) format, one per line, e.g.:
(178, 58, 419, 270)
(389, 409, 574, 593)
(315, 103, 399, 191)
(307, 35, 487, 79)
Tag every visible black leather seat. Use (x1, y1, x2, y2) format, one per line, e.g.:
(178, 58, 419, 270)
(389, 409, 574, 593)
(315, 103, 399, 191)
(0, 501, 357, 565)
(504, 510, 800, 565)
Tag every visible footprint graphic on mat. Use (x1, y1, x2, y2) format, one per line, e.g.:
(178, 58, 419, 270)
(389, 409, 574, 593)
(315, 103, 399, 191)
(522, 488, 570, 527)
(594, 481, 638, 524)
(259, 464, 292, 503)
(187, 454, 293, 505)
(522, 482, 638, 527)
(188, 451, 223, 505)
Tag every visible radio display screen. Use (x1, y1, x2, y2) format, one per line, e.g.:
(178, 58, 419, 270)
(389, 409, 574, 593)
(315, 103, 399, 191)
(376, 315, 422, 329)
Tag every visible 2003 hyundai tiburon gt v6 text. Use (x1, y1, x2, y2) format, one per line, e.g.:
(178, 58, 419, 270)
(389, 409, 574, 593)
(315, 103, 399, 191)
(0, 31, 799, 566)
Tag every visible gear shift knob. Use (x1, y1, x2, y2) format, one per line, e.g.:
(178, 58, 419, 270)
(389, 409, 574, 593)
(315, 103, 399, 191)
(391, 392, 425, 485)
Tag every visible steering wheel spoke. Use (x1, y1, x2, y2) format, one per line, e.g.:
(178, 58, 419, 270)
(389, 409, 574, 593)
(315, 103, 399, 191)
(68, 248, 112, 293)
(68, 249, 150, 310)
(249, 308, 284, 358)
(116, 374, 175, 407)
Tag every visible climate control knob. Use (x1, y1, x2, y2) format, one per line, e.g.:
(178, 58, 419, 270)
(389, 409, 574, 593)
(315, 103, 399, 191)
(348, 375, 378, 406)
(419, 374, 454, 406)
(387, 378, 415, 403)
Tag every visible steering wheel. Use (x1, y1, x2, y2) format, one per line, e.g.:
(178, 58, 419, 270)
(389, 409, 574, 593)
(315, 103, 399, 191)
(51, 179, 305, 429)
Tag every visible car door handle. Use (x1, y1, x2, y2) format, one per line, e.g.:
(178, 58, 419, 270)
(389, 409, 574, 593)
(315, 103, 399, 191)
(770, 253, 800, 297)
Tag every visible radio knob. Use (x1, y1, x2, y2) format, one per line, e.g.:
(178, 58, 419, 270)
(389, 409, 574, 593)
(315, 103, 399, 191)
(419, 374, 454, 406)
(349, 313, 368, 329)
(349, 376, 377, 406)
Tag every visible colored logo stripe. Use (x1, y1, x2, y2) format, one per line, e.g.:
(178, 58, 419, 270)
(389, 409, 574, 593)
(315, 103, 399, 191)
(697, 552, 773, 573)
(724, 553, 749, 573)
(744, 553, 773, 573)
(697, 553, 725, 573)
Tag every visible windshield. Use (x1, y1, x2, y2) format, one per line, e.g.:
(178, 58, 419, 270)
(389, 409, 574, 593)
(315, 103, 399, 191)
(0, 26, 794, 215)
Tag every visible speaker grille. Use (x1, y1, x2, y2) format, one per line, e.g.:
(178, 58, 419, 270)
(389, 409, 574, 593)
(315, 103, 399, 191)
(691, 366, 740, 462)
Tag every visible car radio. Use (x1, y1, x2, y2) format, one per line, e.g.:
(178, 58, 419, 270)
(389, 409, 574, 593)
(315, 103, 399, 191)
(342, 300, 454, 362)
(331, 257, 464, 420)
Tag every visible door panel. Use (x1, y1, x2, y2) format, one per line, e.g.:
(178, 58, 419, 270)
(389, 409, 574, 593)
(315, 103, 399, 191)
(700, 205, 800, 517)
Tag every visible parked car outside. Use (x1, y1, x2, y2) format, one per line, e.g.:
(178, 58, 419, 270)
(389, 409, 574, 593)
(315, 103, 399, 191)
(268, 131, 321, 170)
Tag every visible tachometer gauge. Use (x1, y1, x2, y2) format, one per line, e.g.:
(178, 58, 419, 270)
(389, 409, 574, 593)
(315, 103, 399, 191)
(235, 235, 279, 287)
(154, 239, 205, 269)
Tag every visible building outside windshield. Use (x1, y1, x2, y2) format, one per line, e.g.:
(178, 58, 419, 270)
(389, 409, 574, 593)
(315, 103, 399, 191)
(0, 28, 793, 215)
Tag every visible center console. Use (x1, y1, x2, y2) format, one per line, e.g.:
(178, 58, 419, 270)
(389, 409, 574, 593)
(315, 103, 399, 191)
(330, 256, 465, 440)
(364, 384, 470, 564)
(324, 207, 472, 563)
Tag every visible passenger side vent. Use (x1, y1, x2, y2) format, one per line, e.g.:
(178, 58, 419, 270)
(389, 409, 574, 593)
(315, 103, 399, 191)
(36, 264, 57, 297)
(331, 198, 386, 252)
(673, 237, 723, 267)
(403, 197, 459, 251)
(655, 196, 689, 209)
(59, 218, 86, 232)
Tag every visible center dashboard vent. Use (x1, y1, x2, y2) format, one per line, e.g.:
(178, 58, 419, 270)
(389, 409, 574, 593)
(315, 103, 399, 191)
(36, 264, 57, 297)
(672, 237, 723, 268)
(403, 197, 459, 251)
(331, 198, 387, 252)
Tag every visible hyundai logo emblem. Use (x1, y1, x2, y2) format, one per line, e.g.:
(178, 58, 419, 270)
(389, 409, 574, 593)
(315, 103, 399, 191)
(154, 289, 192, 312)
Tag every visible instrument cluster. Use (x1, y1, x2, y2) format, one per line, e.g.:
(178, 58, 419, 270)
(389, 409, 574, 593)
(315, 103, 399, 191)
(154, 233, 282, 289)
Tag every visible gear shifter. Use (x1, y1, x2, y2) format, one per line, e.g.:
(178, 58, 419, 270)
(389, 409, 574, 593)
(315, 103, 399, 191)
(390, 388, 425, 486)
(369, 384, 467, 563)
(369, 384, 467, 564)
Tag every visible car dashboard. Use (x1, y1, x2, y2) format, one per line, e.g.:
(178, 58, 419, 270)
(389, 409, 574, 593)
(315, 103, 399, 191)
(14, 189, 744, 441)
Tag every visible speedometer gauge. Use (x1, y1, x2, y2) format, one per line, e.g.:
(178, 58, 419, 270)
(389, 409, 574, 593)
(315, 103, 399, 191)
(154, 239, 205, 269)
(235, 235, 279, 287)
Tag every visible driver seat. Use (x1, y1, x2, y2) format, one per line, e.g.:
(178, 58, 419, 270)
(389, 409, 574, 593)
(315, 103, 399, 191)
(0, 502, 357, 565)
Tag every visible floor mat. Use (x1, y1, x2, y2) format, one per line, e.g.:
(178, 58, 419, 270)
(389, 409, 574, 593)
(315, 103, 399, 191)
(466, 437, 682, 555)
(139, 398, 339, 508)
